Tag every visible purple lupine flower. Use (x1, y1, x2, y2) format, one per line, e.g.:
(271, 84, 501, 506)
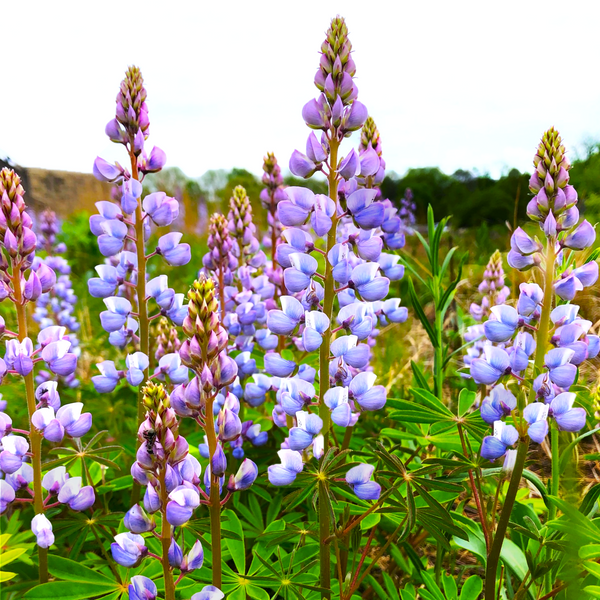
(190, 587, 225, 600)
(268, 449, 304, 486)
(480, 385, 517, 424)
(0, 479, 16, 514)
(128, 576, 158, 600)
(483, 305, 519, 343)
(124, 504, 155, 534)
(181, 539, 204, 572)
(523, 402, 549, 443)
(346, 464, 381, 500)
(5, 338, 34, 376)
(0, 435, 29, 474)
(550, 392, 586, 432)
(289, 411, 323, 451)
(470, 346, 511, 385)
(545, 348, 577, 389)
(227, 459, 258, 491)
(111, 532, 148, 567)
(350, 263, 389, 302)
(481, 422, 519, 461)
(57, 476, 95, 510)
(31, 514, 55, 549)
(349, 372, 386, 410)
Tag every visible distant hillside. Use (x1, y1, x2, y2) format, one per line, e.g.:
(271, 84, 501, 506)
(0, 159, 111, 217)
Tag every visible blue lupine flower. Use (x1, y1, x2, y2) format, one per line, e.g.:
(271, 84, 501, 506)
(480, 385, 517, 424)
(190, 586, 225, 600)
(516, 283, 543, 318)
(111, 532, 148, 567)
(126, 352, 149, 386)
(350, 263, 389, 302)
(243, 374, 272, 407)
(347, 189, 384, 229)
(268, 449, 304, 486)
(31, 514, 54, 549)
(550, 392, 586, 432)
(157, 232, 191, 267)
(523, 402, 549, 443)
(124, 504, 154, 534)
(97, 219, 128, 257)
(349, 372, 386, 411)
(470, 346, 511, 385)
(143, 192, 179, 227)
(57, 475, 95, 510)
(555, 262, 599, 301)
(337, 302, 374, 339)
(302, 311, 330, 352)
(331, 335, 369, 369)
(128, 576, 157, 600)
(166, 485, 200, 526)
(264, 353, 296, 377)
(377, 253, 404, 280)
(484, 305, 519, 343)
(346, 463, 381, 500)
(100, 297, 132, 332)
(563, 219, 596, 250)
(278, 187, 315, 227)
(545, 347, 577, 389)
(480, 422, 519, 461)
(275, 228, 313, 268)
(168, 538, 183, 568)
(324, 387, 358, 427)
(289, 411, 323, 451)
(284, 253, 319, 293)
(92, 360, 122, 393)
(181, 539, 204, 572)
(88, 264, 119, 298)
(227, 458, 258, 491)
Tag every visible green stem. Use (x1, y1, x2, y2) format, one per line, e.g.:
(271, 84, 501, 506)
(484, 438, 528, 600)
(204, 394, 222, 587)
(12, 264, 48, 583)
(319, 480, 331, 599)
(130, 151, 149, 506)
(317, 135, 340, 600)
(434, 310, 444, 400)
(158, 467, 176, 600)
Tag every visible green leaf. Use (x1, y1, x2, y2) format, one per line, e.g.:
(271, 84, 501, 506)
(47, 555, 115, 585)
(382, 572, 401, 600)
(580, 544, 600, 560)
(420, 570, 445, 600)
(411, 360, 431, 392)
(584, 585, 600, 598)
(459, 575, 483, 600)
(223, 509, 246, 575)
(442, 572, 458, 599)
(559, 427, 600, 474)
(360, 513, 381, 530)
(407, 277, 437, 347)
(0, 548, 26, 567)
(458, 389, 476, 417)
(24, 582, 116, 599)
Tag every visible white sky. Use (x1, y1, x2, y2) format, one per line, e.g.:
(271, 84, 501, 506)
(2, 0, 599, 180)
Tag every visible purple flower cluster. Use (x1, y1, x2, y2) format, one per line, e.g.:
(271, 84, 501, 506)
(463, 250, 510, 370)
(90, 66, 190, 400)
(261, 17, 407, 501)
(113, 381, 223, 597)
(471, 129, 596, 464)
(33, 210, 81, 388)
(0, 168, 92, 551)
(260, 152, 287, 294)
